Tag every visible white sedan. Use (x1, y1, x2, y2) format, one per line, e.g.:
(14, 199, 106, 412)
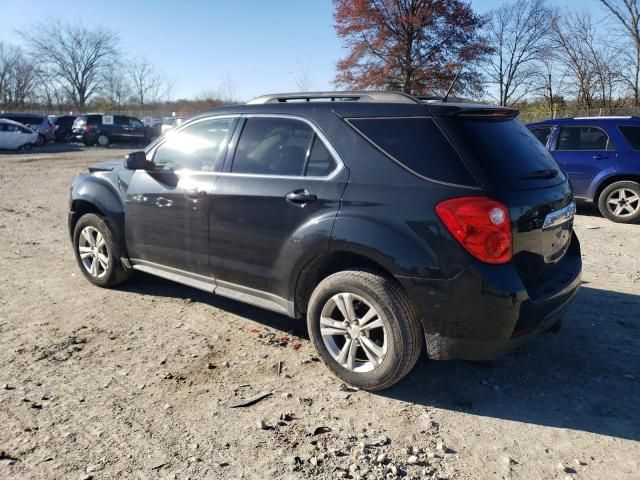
(0, 118, 39, 150)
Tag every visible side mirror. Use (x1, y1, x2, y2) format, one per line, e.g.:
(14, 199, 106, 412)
(124, 151, 149, 170)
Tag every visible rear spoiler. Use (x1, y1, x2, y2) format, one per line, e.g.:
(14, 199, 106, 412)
(424, 103, 519, 119)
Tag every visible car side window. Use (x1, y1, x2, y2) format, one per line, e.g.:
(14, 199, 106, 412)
(152, 117, 235, 172)
(618, 125, 640, 150)
(129, 118, 144, 128)
(305, 136, 337, 176)
(556, 126, 614, 151)
(114, 116, 128, 126)
(232, 117, 313, 176)
(529, 127, 553, 147)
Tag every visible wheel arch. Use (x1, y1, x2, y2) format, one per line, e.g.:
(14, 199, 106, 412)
(593, 174, 640, 203)
(293, 250, 400, 317)
(69, 175, 128, 258)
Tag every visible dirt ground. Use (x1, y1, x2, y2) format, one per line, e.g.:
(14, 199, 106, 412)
(1, 145, 639, 480)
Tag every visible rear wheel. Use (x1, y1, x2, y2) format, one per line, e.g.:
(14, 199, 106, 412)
(97, 134, 110, 147)
(73, 213, 130, 287)
(598, 181, 640, 223)
(307, 270, 423, 391)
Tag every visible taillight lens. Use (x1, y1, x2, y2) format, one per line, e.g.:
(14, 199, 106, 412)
(435, 197, 512, 264)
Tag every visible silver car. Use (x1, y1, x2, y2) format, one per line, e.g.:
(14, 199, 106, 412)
(0, 113, 55, 146)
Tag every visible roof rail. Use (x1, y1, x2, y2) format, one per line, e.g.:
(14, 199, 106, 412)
(573, 115, 635, 120)
(246, 91, 422, 105)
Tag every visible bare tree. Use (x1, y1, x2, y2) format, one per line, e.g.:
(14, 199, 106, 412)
(0, 42, 37, 108)
(600, 0, 640, 106)
(19, 20, 119, 109)
(483, 0, 555, 106)
(126, 55, 173, 108)
(550, 10, 599, 112)
(102, 63, 131, 107)
(291, 62, 314, 91)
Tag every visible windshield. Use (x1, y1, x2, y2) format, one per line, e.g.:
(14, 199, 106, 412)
(447, 117, 566, 189)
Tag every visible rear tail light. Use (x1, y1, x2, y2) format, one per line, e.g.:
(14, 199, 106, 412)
(435, 197, 512, 264)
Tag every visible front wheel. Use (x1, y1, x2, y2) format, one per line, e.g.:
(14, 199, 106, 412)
(73, 213, 130, 287)
(598, 181, 640, 223)
(35, 134, 45, 146)
(307, 270, 423, 391)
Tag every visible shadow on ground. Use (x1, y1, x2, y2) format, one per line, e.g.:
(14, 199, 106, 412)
(119, 274, 640, 442)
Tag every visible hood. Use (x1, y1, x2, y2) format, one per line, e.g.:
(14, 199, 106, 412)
(88, 160, 122, 172)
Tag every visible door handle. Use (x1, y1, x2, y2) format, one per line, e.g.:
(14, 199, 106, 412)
(592, 154, 609, 160)
(185, 188, 206, 200)
(286, 189, 318, 206)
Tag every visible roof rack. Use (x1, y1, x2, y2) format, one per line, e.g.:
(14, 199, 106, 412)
(573, 116, 636, 120)
(246, 91, 422, 105)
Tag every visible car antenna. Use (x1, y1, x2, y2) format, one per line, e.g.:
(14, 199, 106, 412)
(442, 66, 463, 102)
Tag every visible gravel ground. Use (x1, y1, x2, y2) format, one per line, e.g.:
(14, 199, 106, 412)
(1, 145, 639, 480)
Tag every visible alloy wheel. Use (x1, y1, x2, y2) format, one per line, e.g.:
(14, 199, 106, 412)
(320, 292, 387, 373)
(78, 226, 109, 278)
(606, 188, 640, 218)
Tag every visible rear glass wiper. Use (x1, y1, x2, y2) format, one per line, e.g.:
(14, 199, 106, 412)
(518, 168, 558, 180)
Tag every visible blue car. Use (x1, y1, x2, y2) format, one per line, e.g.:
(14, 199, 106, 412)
(527, 117, 640, 223)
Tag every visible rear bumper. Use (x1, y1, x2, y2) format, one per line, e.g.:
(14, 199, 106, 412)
(399, 235, 582, 361)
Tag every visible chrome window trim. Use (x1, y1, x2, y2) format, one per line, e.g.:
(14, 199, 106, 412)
(226, 113, 345, 180)
(146, 113, 345, 181)
(553, 125, 615, 152)
(146, 114, 241, 162)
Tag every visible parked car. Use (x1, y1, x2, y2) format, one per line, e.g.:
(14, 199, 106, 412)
(161, 116, 183, 134)
(0, 118, 39, 150)
(71, 114, 149, 146)
(53, 115, 77, 143)
(0, 113, 54, 146)
(527, 116, 640, 223)
(68, 91, 581, 390)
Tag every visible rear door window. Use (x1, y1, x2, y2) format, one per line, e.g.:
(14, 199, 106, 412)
(556, 126, 613, 151)
(618, 125, 640, 150)
(529, 126, 554, 147)
(446, 117, 566, 188)
(232, 117, 314, 176)
(348, 117, 476, 185)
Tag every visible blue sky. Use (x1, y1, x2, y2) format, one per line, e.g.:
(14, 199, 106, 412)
(0, 0, 607, 100)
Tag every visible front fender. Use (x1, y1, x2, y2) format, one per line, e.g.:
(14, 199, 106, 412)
(69, 173, 127, 257)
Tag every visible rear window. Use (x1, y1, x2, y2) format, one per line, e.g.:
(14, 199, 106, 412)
(447, 118, 566, 187)
(618, 125, 640, 150)
(348, 117, 476, 185)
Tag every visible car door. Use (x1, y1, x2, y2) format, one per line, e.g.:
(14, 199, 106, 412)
(208, 115, 348, 304)
(127, 117, 147, 143)
(0, 124, 13, 149)
(551, 125, 616, 197)
(125, 116, 238, 280)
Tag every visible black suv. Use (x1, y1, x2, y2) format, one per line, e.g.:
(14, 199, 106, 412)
(71, 114, 148, 146)
(68, 92, 582, 390)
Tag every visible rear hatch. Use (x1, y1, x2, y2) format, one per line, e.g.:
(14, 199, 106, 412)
(436, 108, 577, 294)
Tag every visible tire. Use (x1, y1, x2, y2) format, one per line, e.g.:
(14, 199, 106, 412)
(97, 134, 110, 147)
(597, 181, 640, 223)
(73, 213, 130, 288)
(35, 134, 45, 147)
(306, 270, 423, 391)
